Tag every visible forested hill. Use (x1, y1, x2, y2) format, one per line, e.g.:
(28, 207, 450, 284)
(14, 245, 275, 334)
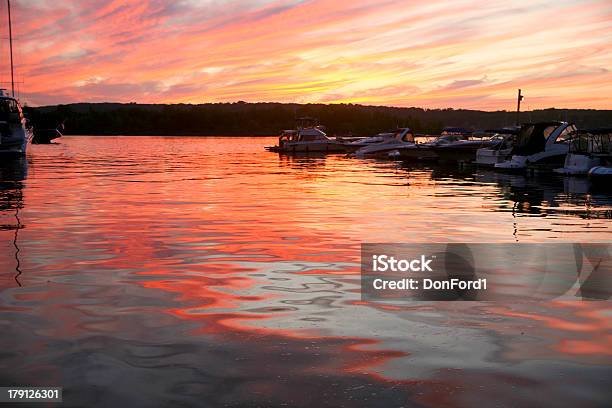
(25, 102, 612, 136)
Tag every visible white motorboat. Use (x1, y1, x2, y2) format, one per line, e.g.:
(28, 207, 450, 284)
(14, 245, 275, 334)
(494, 122, 576, 172)
(475, 128, 520, 166)
(265, 117, 344, 153)
(554, 128, 611, 176)
(388, 132, 470, 161)
(352, 128, 414, 158)
(341, 130, 399, 153)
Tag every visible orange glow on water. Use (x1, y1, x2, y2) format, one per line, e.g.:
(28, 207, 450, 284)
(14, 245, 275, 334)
(0, 138, 610, 406)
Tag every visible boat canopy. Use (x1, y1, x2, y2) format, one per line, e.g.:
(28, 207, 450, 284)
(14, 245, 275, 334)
(484, 128, 520, 135)
(394, 128, 414, 142)
(567, 128, 612, 155)
(295, 117, 319, 129)
(441, 127, 472, 135)
(512, 122, 565, 155)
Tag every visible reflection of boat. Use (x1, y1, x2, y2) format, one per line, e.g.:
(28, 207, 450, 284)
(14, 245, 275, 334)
(0, 156, 27, 287)
(554, 128, 611, 176)
(495, 122, 576, 172)
(352, 128, 414, 158)
(475, 128, 519, 166)
(265, 117, 344, 153)
(0, 156, 27, 181)
(0, 2, 30, 156)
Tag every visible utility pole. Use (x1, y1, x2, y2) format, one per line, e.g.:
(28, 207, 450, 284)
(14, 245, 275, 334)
(516, 89, 523, 125)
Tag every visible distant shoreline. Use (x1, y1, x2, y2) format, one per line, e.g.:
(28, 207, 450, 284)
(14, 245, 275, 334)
(25, 102, 612, 137)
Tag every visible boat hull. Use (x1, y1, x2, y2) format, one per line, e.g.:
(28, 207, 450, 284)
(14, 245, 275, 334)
(0, 125, 30, 156)
(433, 145, 490, 163)
(554, 153, 603, 176)
(495, 151, 568, 173)
(475, 148, 512, 167)
(266, 141, 346, 153)
(393, 146, 437, 161)
(589, 166, 612, 179)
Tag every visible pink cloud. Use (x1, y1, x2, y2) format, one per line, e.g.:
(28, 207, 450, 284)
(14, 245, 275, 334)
(1, 0, 610, 109)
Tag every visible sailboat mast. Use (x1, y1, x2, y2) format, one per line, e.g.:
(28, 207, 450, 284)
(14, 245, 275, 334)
(7, 0, 15, 97)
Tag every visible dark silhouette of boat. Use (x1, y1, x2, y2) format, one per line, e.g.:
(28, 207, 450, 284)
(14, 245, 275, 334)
(32, 123, 63, 144)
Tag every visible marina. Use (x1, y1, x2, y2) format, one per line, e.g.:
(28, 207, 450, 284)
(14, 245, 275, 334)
(265, 118, 611, 184)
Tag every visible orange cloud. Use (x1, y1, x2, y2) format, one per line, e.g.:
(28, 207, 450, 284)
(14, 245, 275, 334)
(1, 0, 610, 109)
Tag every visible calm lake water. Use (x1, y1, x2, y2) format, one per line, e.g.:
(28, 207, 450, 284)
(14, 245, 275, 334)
(1, 136, 610, 407)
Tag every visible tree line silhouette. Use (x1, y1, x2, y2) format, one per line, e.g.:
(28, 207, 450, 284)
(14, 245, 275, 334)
(25, 102, 612, 136)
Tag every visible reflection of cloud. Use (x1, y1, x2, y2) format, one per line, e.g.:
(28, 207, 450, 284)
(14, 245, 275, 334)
(4, 0, 612, 109)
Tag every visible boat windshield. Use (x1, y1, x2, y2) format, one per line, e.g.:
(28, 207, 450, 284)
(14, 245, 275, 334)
(393, 129, 414, 142)
(0, 98, 21, 122)
(300, 134, 323, 141)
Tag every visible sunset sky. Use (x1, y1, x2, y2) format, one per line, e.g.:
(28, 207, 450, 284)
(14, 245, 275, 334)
(1, 0, 611, 109)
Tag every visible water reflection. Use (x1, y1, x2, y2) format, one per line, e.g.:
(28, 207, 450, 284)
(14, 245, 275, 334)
(0, 138, 609, 407)
(401, 162, 612, 220)
(0, 157, 27, 286)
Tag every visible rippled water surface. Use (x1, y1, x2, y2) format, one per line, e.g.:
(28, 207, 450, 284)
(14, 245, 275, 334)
(1, 137, 610, 407)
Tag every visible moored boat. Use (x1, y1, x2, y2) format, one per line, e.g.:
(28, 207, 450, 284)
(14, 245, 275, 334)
(554, 128, 611, 176)
(0, 89, 30, 156)
(475, 129, 519, 166)
(432, 134, 506, 163)
(352, 128, 414, 158)
(494, 122, 576, 172)
(265, 117, 344, 153)
(341, 130, 399, 153)
(0, 2, 30, 156)
(388, 131, 471, 162)
(32, 123, 64, 144)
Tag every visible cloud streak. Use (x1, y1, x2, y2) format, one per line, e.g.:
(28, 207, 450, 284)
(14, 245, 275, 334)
(1, 0, 611, 109)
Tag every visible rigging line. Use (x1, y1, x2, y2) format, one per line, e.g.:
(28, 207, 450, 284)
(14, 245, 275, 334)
(8, 0, 15, 97)
(13, 193, 23, 287)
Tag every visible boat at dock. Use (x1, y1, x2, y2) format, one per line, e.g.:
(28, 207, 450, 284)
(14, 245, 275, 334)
(352, 128, 414, 158)
(0, 2, 30, 156)
(0, 89, 30, 155)
(431, 132, 514, 163)
(494, 122, 576, 172)
(341, 130, 402, 153)
(265, 117, 345, 153)
(554, 128, 611, 176)
(475, 128, 519, 167)
(388, 128, 473, 162)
